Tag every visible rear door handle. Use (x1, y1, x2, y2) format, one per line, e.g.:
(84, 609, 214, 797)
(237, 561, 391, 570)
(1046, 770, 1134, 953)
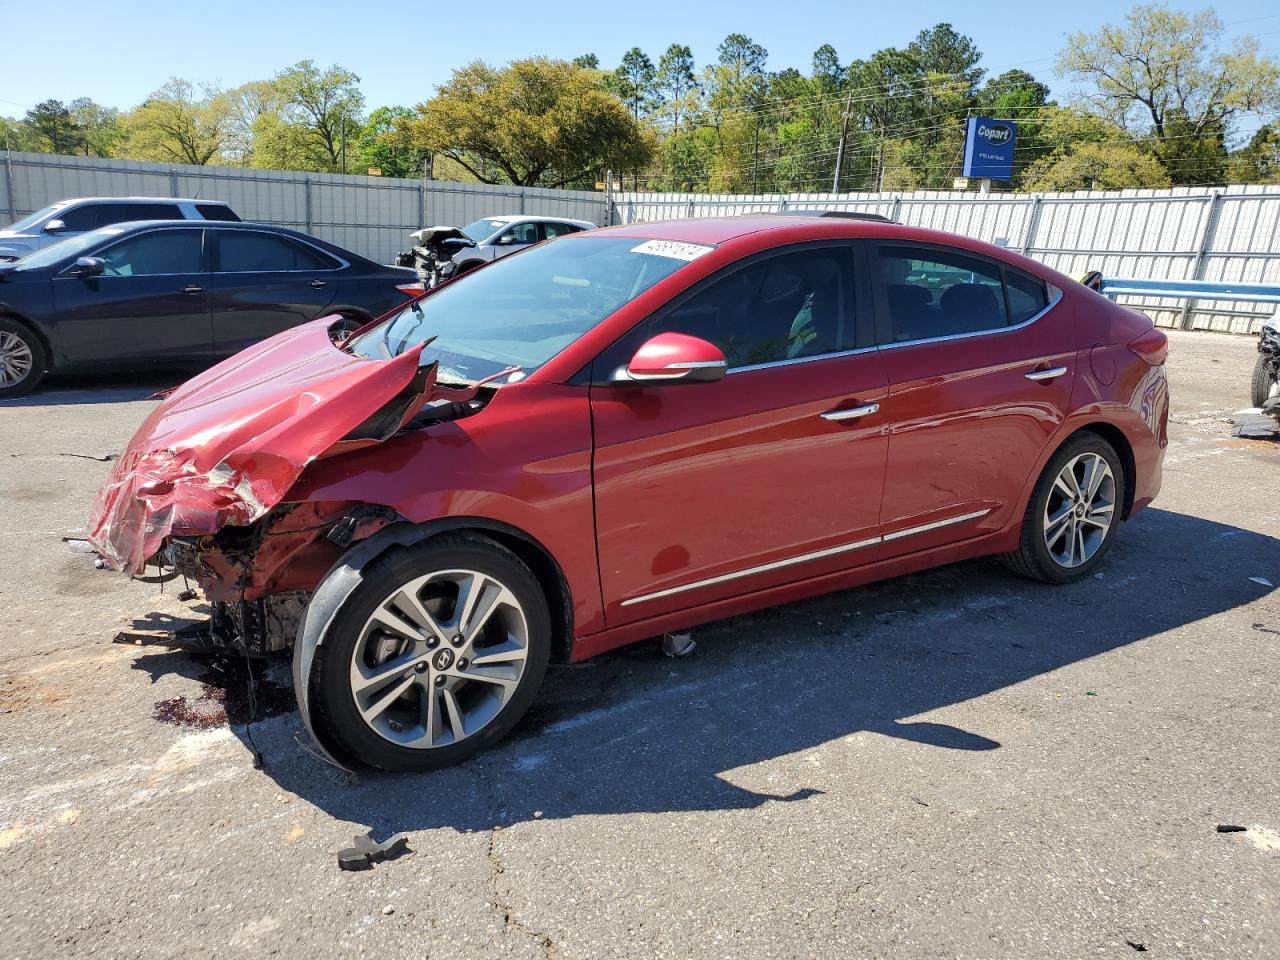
(821, 402, 880, 422)
(310, 279, 327, 288)
(182, 284, 205, 294)
(1025, 365, 1068, 382)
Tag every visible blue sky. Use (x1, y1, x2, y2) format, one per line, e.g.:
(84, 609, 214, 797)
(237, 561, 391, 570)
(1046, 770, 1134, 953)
(3, 0, 1279, 125)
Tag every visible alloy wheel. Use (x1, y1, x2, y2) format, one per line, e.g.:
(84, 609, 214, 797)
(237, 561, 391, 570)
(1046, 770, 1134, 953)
(0, 330, 34, 388)
(349, 569, 530, 749)
(1043, 452, 1116, 568)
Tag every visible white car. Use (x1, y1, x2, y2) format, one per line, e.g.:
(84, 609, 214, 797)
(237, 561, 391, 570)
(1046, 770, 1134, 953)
(448, 215, 596, 276)
(0, 197, 241, 261)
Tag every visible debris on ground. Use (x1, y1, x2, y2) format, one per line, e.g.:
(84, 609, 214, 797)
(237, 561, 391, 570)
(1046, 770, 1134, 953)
(1229, 409, 1280, 440)
(1216, 824, 1247, 833)
(150, 655, 295, 729)
(336, 832, 412, 871)
(1125, 940, 1148, 952)
(662, 632, 696, 658)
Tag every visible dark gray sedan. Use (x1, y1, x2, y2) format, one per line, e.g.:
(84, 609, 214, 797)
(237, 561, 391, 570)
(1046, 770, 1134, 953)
(0, 221, 421, 396)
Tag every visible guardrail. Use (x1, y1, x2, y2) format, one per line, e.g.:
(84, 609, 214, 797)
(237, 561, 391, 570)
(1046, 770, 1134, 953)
(1100, 278, 1280, 305)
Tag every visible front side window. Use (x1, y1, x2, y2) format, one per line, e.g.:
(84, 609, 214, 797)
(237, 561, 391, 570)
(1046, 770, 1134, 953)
(350, 236, 700, 382)
(97, 230, 204, 276)
(56, 204, 103, 232)
(502, 222, 540, 245)
(600, 247, 855, 372)
(542, 222, 581, 240)
(876, 245, 1009, 342)
(216, 232, 337, 272)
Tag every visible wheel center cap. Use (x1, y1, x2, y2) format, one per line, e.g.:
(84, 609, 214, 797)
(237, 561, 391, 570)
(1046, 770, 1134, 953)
(1075, 503, 1087, 517)
(432, 648, 455, 671)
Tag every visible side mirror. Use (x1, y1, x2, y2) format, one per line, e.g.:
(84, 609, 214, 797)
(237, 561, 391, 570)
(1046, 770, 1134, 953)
(71, 256, 105, 277)
(622, 332, 727, 383)
(44, 219, 67, 235)
(494, 233, 518, 246)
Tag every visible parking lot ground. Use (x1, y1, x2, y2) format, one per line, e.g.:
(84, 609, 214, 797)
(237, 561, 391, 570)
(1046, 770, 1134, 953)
(0, 332, 1277, 960)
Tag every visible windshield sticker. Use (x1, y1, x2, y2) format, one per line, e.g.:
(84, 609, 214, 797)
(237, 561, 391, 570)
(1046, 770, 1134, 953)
(630, 239, 715, 261)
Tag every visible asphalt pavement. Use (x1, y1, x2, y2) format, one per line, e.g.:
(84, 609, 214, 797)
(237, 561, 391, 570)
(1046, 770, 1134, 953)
(0, 334, 1276, 959)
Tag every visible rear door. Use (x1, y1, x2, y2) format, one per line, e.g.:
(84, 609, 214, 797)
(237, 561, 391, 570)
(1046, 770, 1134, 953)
(590, 242, 889, 627)
(209, 229, 341, 354)
(52, 227, 212, 363)
(871, 242, 1074, 554)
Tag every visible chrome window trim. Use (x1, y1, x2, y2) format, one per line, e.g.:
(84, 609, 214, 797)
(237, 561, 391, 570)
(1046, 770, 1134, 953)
(727, 343, 879, 375)
(620, 507, 992, 607)
(212, 227, 348, 273)
(878, 284, 1063, 352)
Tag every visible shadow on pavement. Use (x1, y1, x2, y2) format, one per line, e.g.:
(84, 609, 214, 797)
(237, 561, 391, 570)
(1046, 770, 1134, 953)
(0, 368, 199, 407)
(128, 506, 1277, 834)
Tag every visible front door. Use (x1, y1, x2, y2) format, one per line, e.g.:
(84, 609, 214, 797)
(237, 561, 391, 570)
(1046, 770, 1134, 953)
(871, 241, 1077, 555)
(52, 227, 212, 364)
(590, 243, 889, 627)
(210, 230, 340, 354)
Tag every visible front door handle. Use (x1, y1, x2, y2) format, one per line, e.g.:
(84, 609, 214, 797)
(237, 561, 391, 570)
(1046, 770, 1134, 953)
(1025, 365, 1068, 382)
(310, 279, 327, 289)
(821, 402, 880, 422)
(182, 284, 205, 294)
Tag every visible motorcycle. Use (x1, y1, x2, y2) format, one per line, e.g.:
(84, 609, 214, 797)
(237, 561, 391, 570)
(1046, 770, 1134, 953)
(394, 226, 476, 290)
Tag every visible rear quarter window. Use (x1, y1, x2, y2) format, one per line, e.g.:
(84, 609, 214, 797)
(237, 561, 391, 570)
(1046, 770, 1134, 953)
(196, 204, 241, 222)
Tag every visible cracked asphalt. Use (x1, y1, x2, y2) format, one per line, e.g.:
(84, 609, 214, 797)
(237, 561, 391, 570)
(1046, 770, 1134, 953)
(1, 331, 1277, 959)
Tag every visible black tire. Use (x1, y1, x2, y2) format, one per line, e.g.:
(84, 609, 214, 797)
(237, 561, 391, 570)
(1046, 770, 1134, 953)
(0, 317, 47, 399)
(1251, 354, 1277, 407)
(310, 534, 551, 771)
(1001, 433, 1125, 585)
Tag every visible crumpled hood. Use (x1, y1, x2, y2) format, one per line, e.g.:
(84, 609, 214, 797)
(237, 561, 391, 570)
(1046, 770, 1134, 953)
(88, 317, 431, 573)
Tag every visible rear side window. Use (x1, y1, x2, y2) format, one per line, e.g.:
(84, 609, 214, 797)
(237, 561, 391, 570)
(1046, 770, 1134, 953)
(1005, 270, 1049, 323)
(542, 222, 582, 239)
(216, 232, 339, 272)
(875, 245, 1010, 342)
(96, 230, 204, 276)
(85, 203, 184, 229)
(601, 247, 856, 371)
(195, 203, 241, 222)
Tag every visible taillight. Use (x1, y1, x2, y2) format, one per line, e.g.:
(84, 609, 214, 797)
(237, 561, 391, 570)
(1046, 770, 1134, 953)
(396, 283, 426, 297)
(1127, 327, 1168, 366)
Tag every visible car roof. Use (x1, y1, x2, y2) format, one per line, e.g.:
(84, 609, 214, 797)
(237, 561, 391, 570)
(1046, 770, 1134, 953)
(480, 215, 595, 226)
(54, 197, 231, 206)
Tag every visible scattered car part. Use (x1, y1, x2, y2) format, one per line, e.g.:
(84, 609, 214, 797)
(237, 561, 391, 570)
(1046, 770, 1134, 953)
(337, 832, 411, 871)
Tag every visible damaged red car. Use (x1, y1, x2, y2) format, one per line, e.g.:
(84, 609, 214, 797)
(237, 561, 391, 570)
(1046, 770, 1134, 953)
(89, 214, 1169, 771)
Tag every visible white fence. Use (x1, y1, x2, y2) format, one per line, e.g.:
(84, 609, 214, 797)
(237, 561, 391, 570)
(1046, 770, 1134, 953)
(615, 186, 1280, 334)
(4, 150, 1279, 334)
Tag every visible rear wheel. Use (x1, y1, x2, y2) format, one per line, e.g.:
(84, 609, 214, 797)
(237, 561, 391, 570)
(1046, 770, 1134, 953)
(1002, 434, 1124, 584)
(1251, 354, 1278, 407)
(310, 535, 551, 771)
(0, 318, 46, 399)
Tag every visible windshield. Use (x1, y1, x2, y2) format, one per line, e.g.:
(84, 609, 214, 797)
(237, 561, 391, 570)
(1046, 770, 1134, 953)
(460, 218, 507, 243)
(3, 203, 64, 234)
(10, 224, 129, 271)
(349, 236, 710, 382)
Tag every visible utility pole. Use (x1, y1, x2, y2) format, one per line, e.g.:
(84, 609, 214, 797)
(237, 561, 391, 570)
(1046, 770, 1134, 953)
(340, 114, 347, 175)
(752, 117, 760, 193)
(831, 87, 855, 193)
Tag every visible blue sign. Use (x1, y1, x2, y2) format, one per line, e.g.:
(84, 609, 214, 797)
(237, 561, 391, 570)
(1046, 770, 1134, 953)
(963, 117, 1017, 181)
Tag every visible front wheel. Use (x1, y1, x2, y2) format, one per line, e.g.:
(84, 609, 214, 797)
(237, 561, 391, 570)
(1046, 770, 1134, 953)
(1002, 435, 1125, 584)
(309, 535, 551, 771)
(0, 318, 47, 399)
(1251, 354, 1278, 407)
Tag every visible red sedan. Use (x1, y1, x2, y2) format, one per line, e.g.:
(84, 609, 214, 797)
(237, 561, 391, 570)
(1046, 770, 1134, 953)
(89, 214, 1169, 771)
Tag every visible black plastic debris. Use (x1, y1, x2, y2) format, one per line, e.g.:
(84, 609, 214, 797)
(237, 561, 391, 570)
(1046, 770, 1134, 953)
(1229, 411, 1279, 440)
(337, 832, 412, 871)
(1125, 940, 1148, 952)
(1216, 824, 1247, 833)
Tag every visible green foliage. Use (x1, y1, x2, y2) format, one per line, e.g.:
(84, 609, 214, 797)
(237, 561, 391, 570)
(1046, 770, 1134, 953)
(24, 100, 82, 154)
(1227, 124, 1280, 183)
(118, 79, 233, 165)
(402, 57, 653, 187)
(356, 106, 429, 178)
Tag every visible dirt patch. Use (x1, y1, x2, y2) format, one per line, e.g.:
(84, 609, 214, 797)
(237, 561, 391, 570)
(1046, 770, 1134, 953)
(152, 654, 295, 730)
(0, 675, 69, 713)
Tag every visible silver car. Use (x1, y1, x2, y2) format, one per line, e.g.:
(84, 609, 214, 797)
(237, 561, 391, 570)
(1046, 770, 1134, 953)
(449, 215, 595, 277)
(0, 197, 241, 261)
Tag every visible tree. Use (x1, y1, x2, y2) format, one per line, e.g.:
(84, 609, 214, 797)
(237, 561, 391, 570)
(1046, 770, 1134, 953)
(609, 47, 657, 120)
(1059, 5, 1280, 183)
(356, 106, 429, 178)
(68, 98, 121, 157)
(402, 57, 652, 187)
(907, 23, 984, 94)
(977, 69, 1053, 184)
(118, 79, 232, 165)
(1022, 107, 1171, 190)
(272, 60, 365, 171)
(1227, 123, 1280, 183)
(811, 44, 843, 93)
(655, 44, 698, 129)
(572, 54, 600, 70)
(23, 100, 81, 154)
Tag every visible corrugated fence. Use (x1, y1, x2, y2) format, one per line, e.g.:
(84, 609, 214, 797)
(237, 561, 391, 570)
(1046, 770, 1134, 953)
(4, 150, 1279, 333)
(614, 186, 1280, 334)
